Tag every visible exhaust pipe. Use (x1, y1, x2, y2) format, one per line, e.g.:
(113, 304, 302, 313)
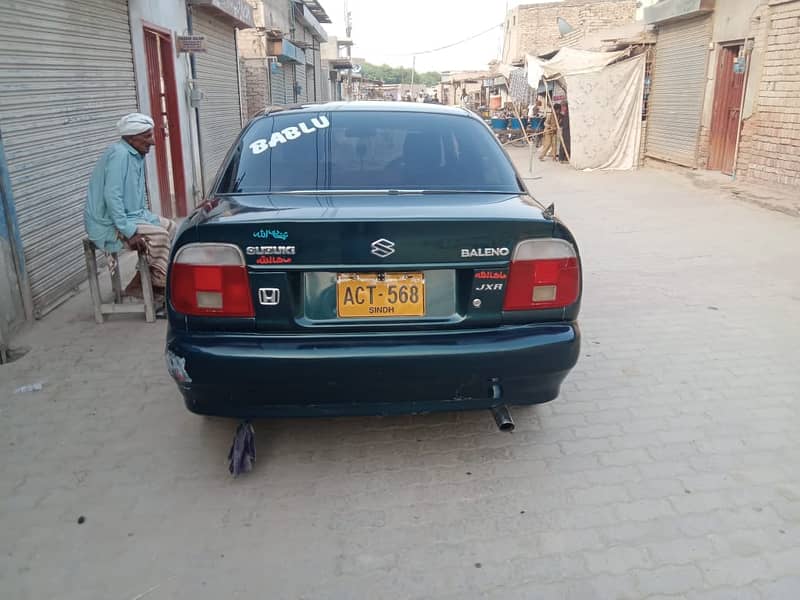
(491, 405, 515, 432)
(488, 378, 514, 432)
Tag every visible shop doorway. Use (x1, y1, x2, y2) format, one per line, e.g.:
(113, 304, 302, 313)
(708, 44, 745, 175)
(143, 26, 187, 217)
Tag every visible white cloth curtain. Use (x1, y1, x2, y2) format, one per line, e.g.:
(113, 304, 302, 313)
(564, 54, 646, 170)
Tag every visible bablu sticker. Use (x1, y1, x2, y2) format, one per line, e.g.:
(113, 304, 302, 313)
(249, 116, 330, 155)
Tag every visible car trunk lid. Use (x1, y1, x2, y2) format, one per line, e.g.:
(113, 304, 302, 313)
(190, 192, 555, 331)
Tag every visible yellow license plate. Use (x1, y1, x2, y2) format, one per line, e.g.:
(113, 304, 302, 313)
(337, 272, 425, 318)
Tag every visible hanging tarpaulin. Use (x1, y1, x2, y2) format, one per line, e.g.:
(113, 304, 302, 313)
(526, 47, 629, 80)
(507, 69, 529, 102)
(496, 64, 535, 103)
(497, 63, 515, 80)
(537, 80, 556, 95)
(527, 60, 544, 90)
(564, 54, 646, 170)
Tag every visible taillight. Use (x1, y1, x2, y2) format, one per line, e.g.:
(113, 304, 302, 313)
(503, 239, 580, 311)
(170, 243, 254, 317)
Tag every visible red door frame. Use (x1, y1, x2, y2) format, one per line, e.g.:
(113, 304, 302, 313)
(708, 44, 745, 174)
(143, 26, 188, 217)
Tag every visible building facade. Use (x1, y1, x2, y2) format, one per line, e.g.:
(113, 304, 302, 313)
(439, 72, 491, 108)
(644, 0, 800, 190)
(732, 0, 800, 189)
(502, 0, 638, 64)
(0, 0, 253, 336)
(237, 0, 331, 118)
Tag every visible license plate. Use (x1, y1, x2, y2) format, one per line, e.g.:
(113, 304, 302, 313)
(336, 272, 425, 318)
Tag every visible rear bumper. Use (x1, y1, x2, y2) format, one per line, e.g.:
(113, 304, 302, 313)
(166, 323, 580, 418)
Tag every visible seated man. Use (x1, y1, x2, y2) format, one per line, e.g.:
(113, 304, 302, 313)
(84, 113, 176, 298)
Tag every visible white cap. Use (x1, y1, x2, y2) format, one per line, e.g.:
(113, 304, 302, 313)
(117, 113, 154, 136)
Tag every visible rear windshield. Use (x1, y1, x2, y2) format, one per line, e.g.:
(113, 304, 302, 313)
(215, 110, 522, 194)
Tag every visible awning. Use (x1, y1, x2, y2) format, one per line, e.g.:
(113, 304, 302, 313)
(644, 0, 714, 24)
(526, 47, 629, 87)
(327, 58, 354, 70)
(270, 38, 305, 64)
(295, 2, 329, 41)
(302, 0, 332, 24)
(189, 0, 255, 29)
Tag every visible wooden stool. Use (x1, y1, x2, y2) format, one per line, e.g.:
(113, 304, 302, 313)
(82, 238, 156, 323)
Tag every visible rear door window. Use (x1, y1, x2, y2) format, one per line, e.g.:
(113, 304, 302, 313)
(216, 111, 521, 194)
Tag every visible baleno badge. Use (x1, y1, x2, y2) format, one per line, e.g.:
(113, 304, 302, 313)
(460, 247, 510, 258)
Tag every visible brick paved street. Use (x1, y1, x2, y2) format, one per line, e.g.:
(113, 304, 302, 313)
(1, 151, 799, 600)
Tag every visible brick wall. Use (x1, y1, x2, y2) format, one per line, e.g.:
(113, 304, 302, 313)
(504, 0, 637, 62)
(238, 0, 326, 104)
(240, 57, 269, 118)
(239, 0, 266, 59)
(736, 0, 800, 188)
(697, 128, 711, 169)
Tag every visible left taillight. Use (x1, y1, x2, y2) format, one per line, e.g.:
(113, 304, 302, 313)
(503, 238, 580, 311)
(170, 243, 254, 317)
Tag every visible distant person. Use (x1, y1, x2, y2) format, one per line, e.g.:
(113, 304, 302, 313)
(558, 102, 571, 163)
(538, 102, 560, 161)
(432, 91, 440, 104)
(460, 92, 469, 109)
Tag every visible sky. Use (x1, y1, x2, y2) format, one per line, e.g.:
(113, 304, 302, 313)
(319, 0, 557, 73)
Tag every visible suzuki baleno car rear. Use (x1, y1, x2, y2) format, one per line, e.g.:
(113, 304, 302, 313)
(165, 102, 581, 419)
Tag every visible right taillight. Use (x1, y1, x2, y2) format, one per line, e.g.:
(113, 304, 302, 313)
(170, 243, 254, 317)
(503, 239, 580, 311)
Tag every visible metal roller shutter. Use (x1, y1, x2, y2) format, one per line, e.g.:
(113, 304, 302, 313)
(645, 15, 712, 167)
(296, 62, 308, 103)
(193, 14, 243, 192)
(283, 63, 297, 104)
(270, 61, 288, 105)
(306, 64, 316, 102)
(0, 0, 138, 315)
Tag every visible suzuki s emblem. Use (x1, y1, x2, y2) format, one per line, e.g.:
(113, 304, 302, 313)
(370, 238, 395, 258)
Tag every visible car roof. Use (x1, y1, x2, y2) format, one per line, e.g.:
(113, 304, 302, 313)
(256, 101, 478, 119)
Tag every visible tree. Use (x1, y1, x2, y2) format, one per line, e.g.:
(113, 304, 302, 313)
(361, 62, 441, 86)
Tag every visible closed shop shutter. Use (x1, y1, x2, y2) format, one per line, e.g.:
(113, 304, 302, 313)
(193, 13, 243, 192)
(296, 62, 308, 103)
(306, 64, 316, 102)
(270, 61, 288, 105)
(305, 48, 318, 102)
(0, 0, 138, 315)
(285, 63, 297, 104)
(645, 15, 711, 167)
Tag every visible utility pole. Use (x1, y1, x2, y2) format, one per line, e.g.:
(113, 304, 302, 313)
(410, 55, 416, 98)
(344, 1, 353, 100)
